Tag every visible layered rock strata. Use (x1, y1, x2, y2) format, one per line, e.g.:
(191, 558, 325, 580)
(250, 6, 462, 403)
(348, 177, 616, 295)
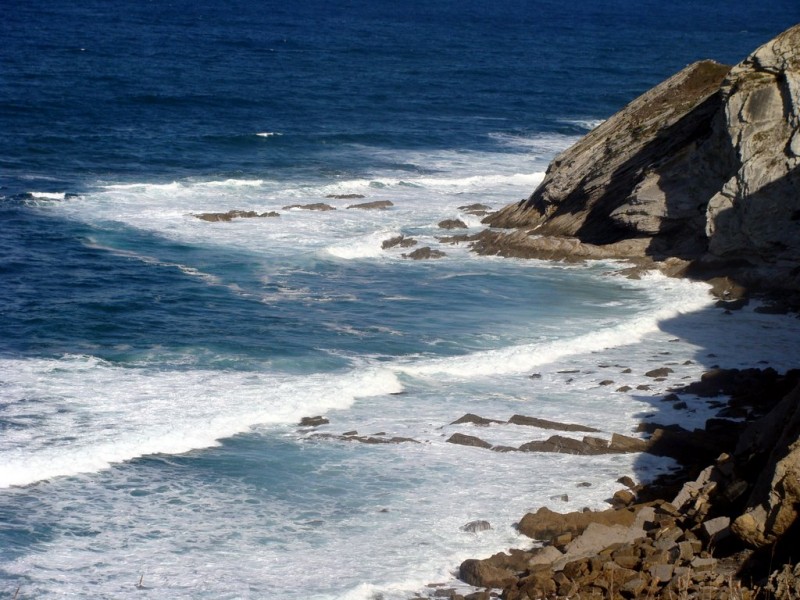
(481, 24, 800, 295)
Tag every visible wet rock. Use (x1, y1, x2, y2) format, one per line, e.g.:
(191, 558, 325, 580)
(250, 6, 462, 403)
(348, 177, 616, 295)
(458, 558, 517, 589)
(282, 203, 336, 211)
(299, 416, 329, 427)
(519, 435, 607, 455)
(612, 489, 636, 507)
(446, 433, 492, 449)
(517, 506, 638, 541)
(646, 367, 674, 378)
(507, 414, 600, 432)
(403, 247, 446, 260)
(195, 210, 280, 221)
(438, 219, 468, 230)
(608, 433, 648, 453)
(450, 413, 503, 426)
(381, 235, 418, 249)
(347, 200, 394, 210)
(461, 520, 492, 533)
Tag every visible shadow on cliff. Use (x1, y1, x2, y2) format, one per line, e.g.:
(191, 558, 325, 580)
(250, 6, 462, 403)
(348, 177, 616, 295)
(525, 66, 733, 249)
(658, 164, 800, 290)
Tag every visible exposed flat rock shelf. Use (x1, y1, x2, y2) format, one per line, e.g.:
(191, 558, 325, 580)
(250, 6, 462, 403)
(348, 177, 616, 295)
(477, 23, 800, 299)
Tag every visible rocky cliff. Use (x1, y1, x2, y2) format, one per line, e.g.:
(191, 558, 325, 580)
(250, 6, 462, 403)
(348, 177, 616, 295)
(480, 23, 800, 295)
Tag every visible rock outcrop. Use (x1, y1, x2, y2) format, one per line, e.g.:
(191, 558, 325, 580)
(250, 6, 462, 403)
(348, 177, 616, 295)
(450, 376, 800, 600)
(481, 23, 800, 294)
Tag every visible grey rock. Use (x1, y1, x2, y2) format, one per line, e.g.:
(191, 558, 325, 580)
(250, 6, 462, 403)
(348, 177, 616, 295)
(438, 219, 468, 230)
(282, 203, 336, 211)
(479, 24, 800, 292)
(461, 520, 492, 533)
(446, 433, 492, 449)
(347, 200, 394, 210)
(403, 247, 446, 260)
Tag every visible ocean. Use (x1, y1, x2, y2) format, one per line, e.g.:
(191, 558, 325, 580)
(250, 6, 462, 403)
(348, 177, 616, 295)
(2, 1, 800, 598)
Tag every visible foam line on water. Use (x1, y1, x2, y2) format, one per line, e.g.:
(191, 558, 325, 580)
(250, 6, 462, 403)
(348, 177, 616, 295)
(0, 356, 403, 488)
(394, 273, 713, 379)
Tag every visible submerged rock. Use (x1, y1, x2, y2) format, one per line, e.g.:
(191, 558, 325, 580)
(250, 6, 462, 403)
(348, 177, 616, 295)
(282, 203, 336, 211)
(461, 520, 492, 533)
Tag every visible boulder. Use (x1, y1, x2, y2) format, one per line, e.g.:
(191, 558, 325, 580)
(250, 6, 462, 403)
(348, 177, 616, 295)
(461, 520, 492, 533)
(645, 368, 674, 378)
(517, 506, 637, 541)
(458, 558, 517, 589)
(381, 235, 418, 249)
(438, 219, 468, 230)
(403, 247, 446, 260)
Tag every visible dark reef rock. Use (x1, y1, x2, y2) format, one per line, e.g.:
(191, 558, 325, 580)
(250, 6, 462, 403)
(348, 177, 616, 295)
(381, 235, 418, 249)
(403, 247, 446, 260)
(282, 203, 336, 211)
(507, 414, 600, 433)
(299, 416, 329, 427)
(347, 200, 394, 210)
(446, 433, 492, 449)
(451, 413, 504, 426)
(195, 210, 280, 221)
(438, 219, 468, 230)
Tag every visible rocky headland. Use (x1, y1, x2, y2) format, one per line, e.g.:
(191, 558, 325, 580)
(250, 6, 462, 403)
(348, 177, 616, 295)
(475, 23, 800, 305)
(428, 23, 800, 600)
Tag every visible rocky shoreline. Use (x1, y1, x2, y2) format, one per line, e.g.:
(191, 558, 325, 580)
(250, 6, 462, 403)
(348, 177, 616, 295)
(413, 22, 800, 600)
(412, 365, 800, 600)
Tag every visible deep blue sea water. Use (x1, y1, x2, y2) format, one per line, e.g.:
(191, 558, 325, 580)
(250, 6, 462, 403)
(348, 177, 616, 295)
(2, 2, 800, 598)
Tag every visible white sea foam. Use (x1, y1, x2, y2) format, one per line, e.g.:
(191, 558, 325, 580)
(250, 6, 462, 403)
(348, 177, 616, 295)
(28, 191, 66, 200)
(558, 118, 607, 130)
(197, 178, 266, 187)
(396, 273, 714, 379)
(325, 230, 400, 259)
(256, 131, 282, 137)
(488, 131, 580, 155)
(0, 357, 402, 488)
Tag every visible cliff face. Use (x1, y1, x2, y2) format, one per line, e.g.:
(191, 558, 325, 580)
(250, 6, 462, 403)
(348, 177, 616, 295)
(483, 24, 800, 292)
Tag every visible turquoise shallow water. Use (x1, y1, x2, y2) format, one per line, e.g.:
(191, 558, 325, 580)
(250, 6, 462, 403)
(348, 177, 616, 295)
(2, 1, 800, 597)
